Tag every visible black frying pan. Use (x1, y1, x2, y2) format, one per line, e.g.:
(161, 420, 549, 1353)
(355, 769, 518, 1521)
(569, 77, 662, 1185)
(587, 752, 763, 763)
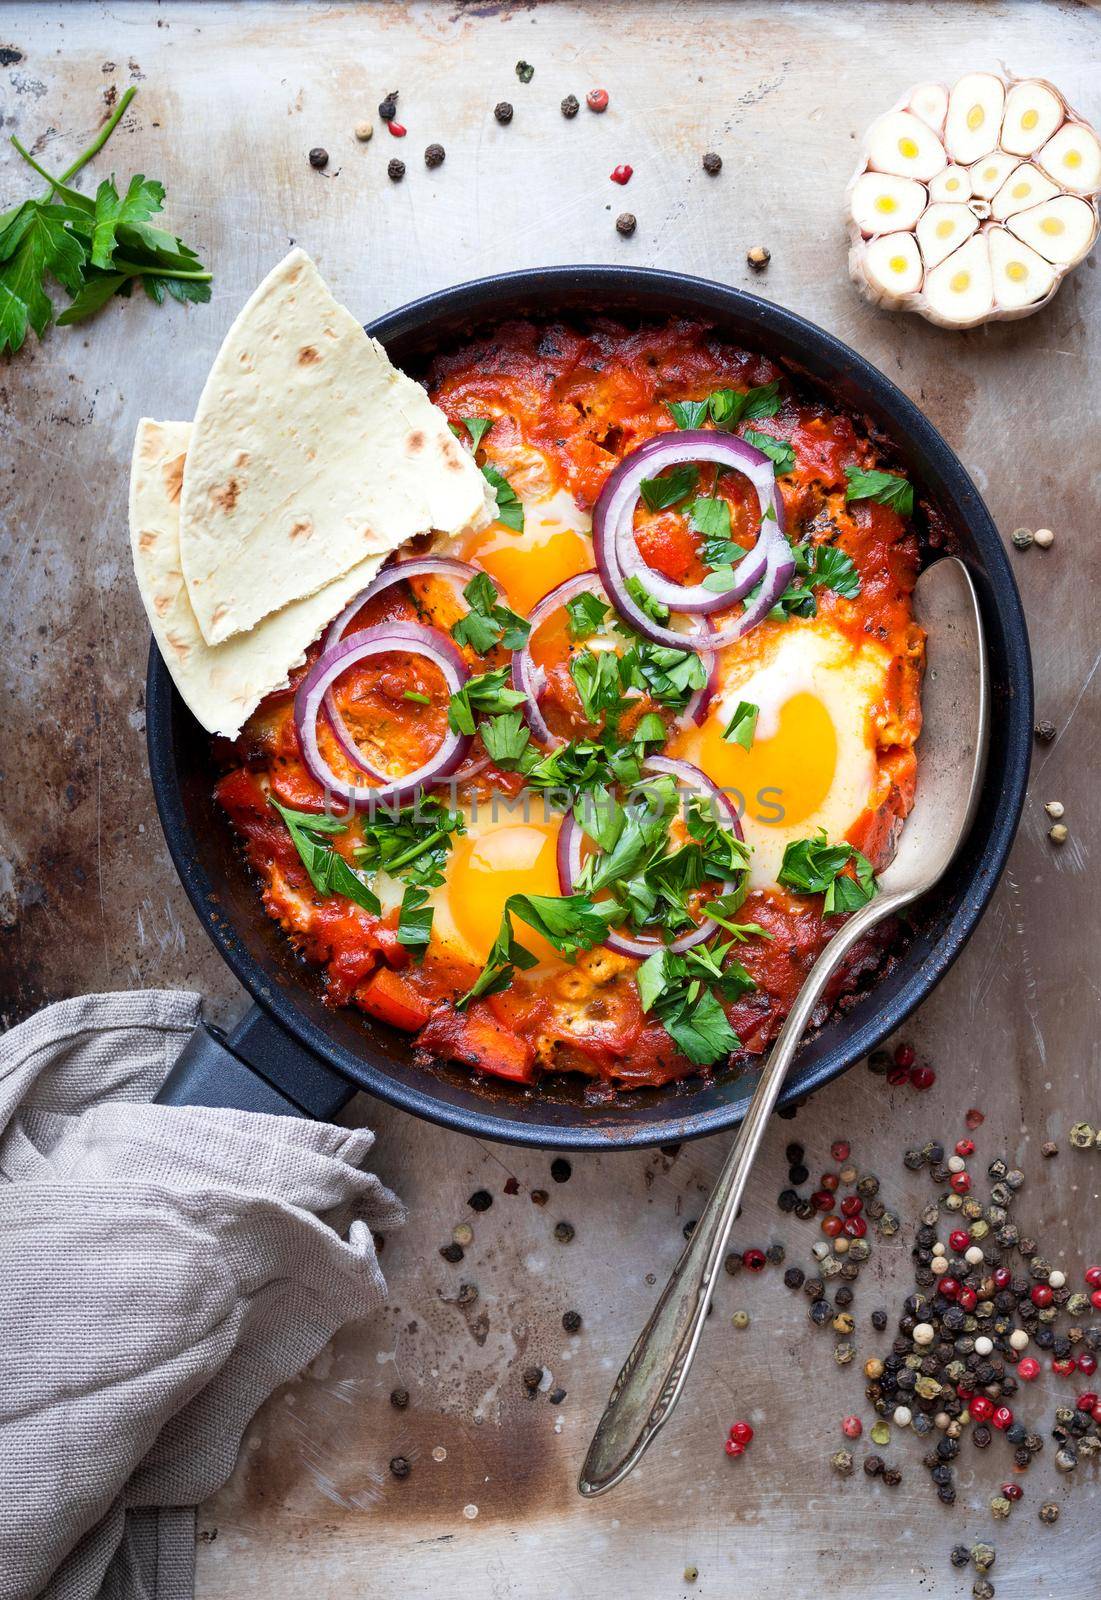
(148, 266, 1032, 1148)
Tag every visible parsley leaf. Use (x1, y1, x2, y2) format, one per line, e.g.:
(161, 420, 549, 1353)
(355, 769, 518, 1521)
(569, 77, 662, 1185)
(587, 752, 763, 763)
(636, 944, 747, 1066)
(568, 648, 624, 728)
(723, 700, 758, 750)
(447, 667, 526, 735)
(565, 591, 610, 641)
(355, 796, 465, 889)
(482, 462, 525, 531)
(844, 465, 914, 517)
(666, 398, 710, 430)
(270, 799, 382, 916)
(687, 494, 733, 555)
(809, 543, 862, 599)
(458, 892, 618, 1008)
(397, 884, 434, 958)
(625, 574, 671, 624)
(480, 709, 535, 769)
(461, 416, 494, 451)
(620, 636, 707, 710)
(708, 381, 782, 428)
(450, 572, 530, 656)
(777, 827, 876, 914)
(639, 464, 699, 512)
(743, 428, 795, 474)
(456, 907, 539, 1008)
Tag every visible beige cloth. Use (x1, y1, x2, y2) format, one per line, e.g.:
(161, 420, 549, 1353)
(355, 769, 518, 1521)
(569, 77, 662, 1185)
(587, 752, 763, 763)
(0, 991, 404, 1600)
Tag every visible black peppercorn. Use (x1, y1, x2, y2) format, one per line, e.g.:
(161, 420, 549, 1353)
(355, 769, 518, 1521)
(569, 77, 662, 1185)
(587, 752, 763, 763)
(785, 1142, 805, 1164)
(389, 1455, 411, 1479)
(871, 1308, 888, 1331)
(390, 1387, 409, 1410)
(950, 1545, 971, 1568)
(494, 101, 514, 125)
(562, 1310, 582, 1333)
(554, 1221, 575, 1243)
(387, 158, 406, 182)
(864, 1454, 884, 1476)
(424, 143, 445, 168)
(548, 1386, 567, 1405)
(561, 94, 580, 118)
(835, 1286, 854, 1308)
(810, 1299, 832, 1324)
(616, 212, 637, 237)
(937, 1483, 957, 1504)
(778, 1189, 799, 1212)
(379, 95, 398, 121)
(308, 147, 329, 169)
(784, 1267, 806, 1290)
(551, 1158, 572, 1183)
(440, 1241, 463, 1263)
(702, 151, 722, 174)
(522, 1365, 543, 1391)
(468, 1189, 493, 1212)
(882, 1466, 903, 1487)
(1034, 720, 1056, 743)
(972, 1424, 992, 1448)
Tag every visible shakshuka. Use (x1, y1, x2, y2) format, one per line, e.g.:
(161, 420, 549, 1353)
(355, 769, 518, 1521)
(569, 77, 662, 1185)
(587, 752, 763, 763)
(215, 319, 924, 1095)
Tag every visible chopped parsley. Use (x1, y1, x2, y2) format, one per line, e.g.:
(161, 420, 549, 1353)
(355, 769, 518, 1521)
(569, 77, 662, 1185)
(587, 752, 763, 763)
(480, 709, 535, 767)
(777, 828, 877, 914)
(638, 464, 699, 513)
(450, 571, 530, 655)
(568, 647, 624, 727)
(355, 797, 465, 890)
(723, 700, 758, 750)
(665, 398, 710, 430)
(625, 573, 671, 624)
(666, 382, 782, 432)
(636, 939, 756, 1065)
(565, 591, 611, 641)
(844, 465, 914, 517)
(447, 666, 526, 735)
(460, 416, 494, 451)
(687, 495, 737, 566)
(749, 539, 862, 621)
(397, 885, 434, 957)
(743, 427, 795, 474)
(481, 462, 525, 531)
(457, 893, 620, 1008)
(270, 799, 381, 916)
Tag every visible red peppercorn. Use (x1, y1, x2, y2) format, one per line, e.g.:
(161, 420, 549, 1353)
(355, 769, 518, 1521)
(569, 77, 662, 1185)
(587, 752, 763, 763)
(820, 1172, 840, 1191)
(831, 1141, 851, 1162)
(1091, 1290, 1101, 1311)
(1001, 1482, 1023, 1501)
(1093, 1404, 1101, 1425)
(965, 1108, 985, 1129)
(1085, 1266, 1101, 1289)
(843, 1216, 867, 1239)
(811, 1190, 836, 1212)
(724, 1438, 745, 1457)
(909, 1065, 936, 1091)
(956, 1385, 975, 1402)
(1031, 1283, 1053, 1307)
(1076, 1392, 1099, 1412)
(387, 120, 407, 138)
(950, 1172, 971, 1194)
(957, 1286, 977, 1311)
(939, 1278, 961, 1301)
(1017, 1357, 1040, 1381)
(992, 1405, 1013, 1431)
(970, 1395, 993, 1421)
(610, 164, 633, 185)
(821, 1215, 844, 1238)
(993, 1267, 1012, 1289)
(586, 88, 609, 112)
(841, 1415, 862, 1439)
(949, 1230, 970, 1253)
(886, 1066, 909, 1086)
(729, 1420, 753, 1444)
(955, 1138, 975, 1157)
(1052, 1357, 1076, 1377)
(841, 1196, 863, 1217)
(742, 1248, 766, 1271)
(893, 1042, 914, 1068)
(1078, 1354, 1098, 1376)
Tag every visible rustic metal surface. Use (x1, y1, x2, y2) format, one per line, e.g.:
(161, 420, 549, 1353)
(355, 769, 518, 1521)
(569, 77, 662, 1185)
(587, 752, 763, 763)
(1, 3, 1099, 1597)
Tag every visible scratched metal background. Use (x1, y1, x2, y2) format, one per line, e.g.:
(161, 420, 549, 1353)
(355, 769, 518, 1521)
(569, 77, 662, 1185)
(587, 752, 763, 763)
(1, 3, 1099, 1597)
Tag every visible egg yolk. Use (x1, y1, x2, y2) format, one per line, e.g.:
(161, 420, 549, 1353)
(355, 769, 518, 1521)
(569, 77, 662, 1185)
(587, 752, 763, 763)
(449, 821, 563, 963)
(463, 513, 592, 617)
(683, 693, 839, 828)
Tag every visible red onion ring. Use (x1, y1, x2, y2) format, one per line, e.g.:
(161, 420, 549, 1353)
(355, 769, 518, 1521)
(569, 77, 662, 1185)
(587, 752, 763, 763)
(321, 556, 498, 774)
(294, 621, 472, 809)
(556, 755, 746, 957)
(682, 618, 719, 728)
(593, 431, 795, 648)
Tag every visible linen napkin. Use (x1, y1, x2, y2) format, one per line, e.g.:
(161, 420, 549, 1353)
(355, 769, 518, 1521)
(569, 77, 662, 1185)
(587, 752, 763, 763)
(0, 990, 404, 1600)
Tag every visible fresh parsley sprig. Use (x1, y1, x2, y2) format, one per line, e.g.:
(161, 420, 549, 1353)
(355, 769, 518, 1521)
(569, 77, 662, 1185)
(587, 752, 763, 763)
(844, 465, 914, 517)
(454, 417, 525, 531)
(666, 382, 782, 432)
(450, 571, 530, 656)
(0, 87, 212, 355)
(636, 940, 756, 1065)
(447, 667, 526, 735)
(777, 827, 877, 914)
(457, 893, 621, 1008)
(270, 799, 381, 916)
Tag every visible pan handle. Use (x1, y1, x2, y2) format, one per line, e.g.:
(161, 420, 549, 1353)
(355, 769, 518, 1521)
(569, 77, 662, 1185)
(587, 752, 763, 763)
(156, 1004, 355, 1119)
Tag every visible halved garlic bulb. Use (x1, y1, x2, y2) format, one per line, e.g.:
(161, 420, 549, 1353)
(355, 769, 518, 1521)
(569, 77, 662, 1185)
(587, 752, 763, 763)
(917, 202, 979, 269)
(848, 71, 1100, 327)
(1001, 80, 1063, 157)
(944, 74, 1005, 166)
(988, 227, 1057, 310)
(1038, 122, 1101, 195)
(990, 163, 1060, 221)
(929, 166, 972, 203)
(850, 172, 928, 235)
(1006, 194, 1098, 267)
(866, 110, 949, 181)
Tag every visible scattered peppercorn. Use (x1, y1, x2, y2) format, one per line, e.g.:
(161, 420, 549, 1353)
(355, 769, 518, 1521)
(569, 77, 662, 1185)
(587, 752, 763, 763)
(616, 212, 636, 237)
(388, 121, 407, 139)
(439, 1241, 462, 1262)
(1039, 1501, 1059, 1523)
(1049, 823, 1068, 844)
(746, 245, 771, 269)
(551, 1158, 572, 1183)
(531, 1189, 549, 1206)
(308, 147, 329, 169)
(732, 1310, 750, 1329)
(554, 1221, 575, 1243)
(390, 1387, 409, 1410)
(864, 1454, 884, 1476)
(587, 88, 609, 113)
(424, 143, 445, 168)
(784, 1267, 805, 1290)
(468, 1189, 493, 1212)
(516, 60, 535, 84)
(1011, 527, 1034, 549)
(562, 1310, 582, 1333)
(972, 1582, 995, 1600)
(389, 1455, 411, 1479)
(1069, 1122, 1095, 1149)
(522, 1365, 543, 1392)
(831, 1448, 854, 1476)
(1034, 720, 1057, 742)
(561, 94, 579, 118)
(548, 1386, 567, 1404)
(1033, 526, 1055, 548)
(379, 95, 398, 121)
(610, 164, 633, 185)
(387, 158, 406, 182)
(702, 151, 722, 174)
(457, 1282, 479, 1307)
(494, 101, 513, 125)
(354, 122, 373, 143)
(1041, 1140, 1058, 1158)
(950, 1545, 971, 1569)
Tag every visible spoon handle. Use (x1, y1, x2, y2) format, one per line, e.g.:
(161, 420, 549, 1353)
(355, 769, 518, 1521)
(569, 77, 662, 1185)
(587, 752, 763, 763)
(578, 896, 903, 1497)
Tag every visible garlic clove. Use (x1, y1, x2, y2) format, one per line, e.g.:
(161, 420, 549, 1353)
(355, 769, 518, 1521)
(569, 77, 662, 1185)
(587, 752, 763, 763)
(908, 82, 949, 134)
(944, 73, 1005, 166)
(862, 232, 924, 299)
(849, 172, 928, 235)
(916, 202, 979, 268)
(1001, 79, 1064, 158)
(923, 233, 994, 325)
(866, 110, 948, 181)
(1037, 121, 1101, 195)
(969, 150, 1018, 199)
(928, 165, 972, 204)
(1006, 194, 1098, 267)
(990, 162, 1061, 220)
(988, 226, 1058, 309)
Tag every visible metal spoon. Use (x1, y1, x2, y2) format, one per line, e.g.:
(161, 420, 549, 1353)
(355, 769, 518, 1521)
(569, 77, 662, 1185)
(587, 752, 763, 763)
(578, 556, 988, 1498)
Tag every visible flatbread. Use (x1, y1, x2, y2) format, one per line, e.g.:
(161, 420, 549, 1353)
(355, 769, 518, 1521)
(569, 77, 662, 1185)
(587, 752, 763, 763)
(130, 418, 390, 739)
(178, 248, 492, 645)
